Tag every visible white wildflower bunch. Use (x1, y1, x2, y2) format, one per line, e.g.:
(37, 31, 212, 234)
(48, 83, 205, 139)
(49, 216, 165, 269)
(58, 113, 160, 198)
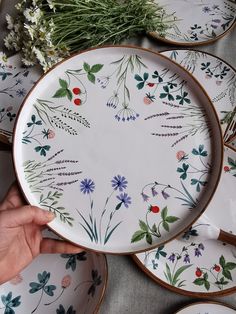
(4, 0, 173, 72)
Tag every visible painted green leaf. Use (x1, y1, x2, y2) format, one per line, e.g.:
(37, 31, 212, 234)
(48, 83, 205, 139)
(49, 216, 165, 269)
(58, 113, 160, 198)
(228, 157, 236, 168)
(131, 230, 146, 243)
(164, 263, 172, 284)
(225, 262, 236, 270)
(222, 269, 232, 281)
(67, 89, 73, 101)
(90, 64, 103, 73)
(152, 223, 157, 233)
(162, 221, 169, 232)
(87, 73, 96, 84)
(219, 255, 226, 267)
(139, 220, 148, 232)
(83, 62, 90, 72)
(115, 202, 122, 210)
(204, 280, 210, 291)
(168, 94, 175, 101)
(53, 88, 68, 98)
(137, 82, 145, 90)
(134, 74, 143, 81)
(160, 93, 167, 99)
(161, 206, 168, 220)
(165, 216, 179, 223)
(59, 78, 68, 89)
(193, 278, 205, 286)
(146, 233, 152, 245)
(172, 264, 192, 286)
(143, 72, 149, 81)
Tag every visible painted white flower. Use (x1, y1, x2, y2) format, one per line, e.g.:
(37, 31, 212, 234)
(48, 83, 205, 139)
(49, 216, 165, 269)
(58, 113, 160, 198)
(6, 14, 14, 30)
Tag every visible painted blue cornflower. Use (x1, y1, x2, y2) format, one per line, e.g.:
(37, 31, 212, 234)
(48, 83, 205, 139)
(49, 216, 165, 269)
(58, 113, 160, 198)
(168, 253, 175, 263)
(116, 193, 131, 208)
(80, 179, 95, 194)
(111, 175, 128, 191)
(202, 6, 211, 13)
(16, 87, 27, 97)
(183, 254, 190, 264)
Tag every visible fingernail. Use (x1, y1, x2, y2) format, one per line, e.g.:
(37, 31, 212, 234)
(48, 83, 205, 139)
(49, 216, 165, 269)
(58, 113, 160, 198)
(45, 211, 55, 221)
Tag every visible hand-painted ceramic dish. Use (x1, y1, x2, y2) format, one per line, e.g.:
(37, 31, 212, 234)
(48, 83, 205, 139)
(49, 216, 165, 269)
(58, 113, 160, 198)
(151, 0, 236, 45)
(161, 49, 236, 136)
(133, 144, 236, 296)
(0, 251, 107, 314)
(0, 52, 42, 144)
(13, 46, 223, 254)
(175, 301, 236, 314)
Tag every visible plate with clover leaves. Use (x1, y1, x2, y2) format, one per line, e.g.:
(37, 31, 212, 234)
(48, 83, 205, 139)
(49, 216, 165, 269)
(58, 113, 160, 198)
(13, 46, 223, 254)
(0, 51, 42, 144)
(0, 251, 107, 314)
(151, 0, 236, 45)
(175, 301, 236, 314)
(160, 49, 236, 136)
(133, 144, 236, 296)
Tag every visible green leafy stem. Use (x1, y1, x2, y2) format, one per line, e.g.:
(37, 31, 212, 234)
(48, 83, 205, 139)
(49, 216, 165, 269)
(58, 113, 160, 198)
(39, 191, 74, 227)
(34, 99, 90, 135)
(131, 206, 179, 245)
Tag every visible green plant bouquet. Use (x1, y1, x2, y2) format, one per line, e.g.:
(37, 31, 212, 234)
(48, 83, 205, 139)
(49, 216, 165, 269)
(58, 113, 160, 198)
(4, 0, 173, 71)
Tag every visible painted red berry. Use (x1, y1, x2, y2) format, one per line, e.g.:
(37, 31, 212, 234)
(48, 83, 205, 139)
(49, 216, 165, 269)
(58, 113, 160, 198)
(143, 97, 152, 105)
(213, 264, 221, 272)
(151, 205, 160, 213)
(73, 87, 81, 95)
(224, 166, 230, 172)
(147, 83, 155, 87)
(74, 98, 81, 106)
(195, 267, 202, 277)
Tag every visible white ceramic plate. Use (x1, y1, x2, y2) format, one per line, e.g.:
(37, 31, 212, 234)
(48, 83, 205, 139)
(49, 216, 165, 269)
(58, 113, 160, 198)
(161, 49, 236, 136)
(0, 52, 42, 143)
(134, 145, 236, 296)
(13, 46, 223, 254)
(152, 0, 236, 45)
(0, 252, 107, 314)
(175, 301, 236, 314)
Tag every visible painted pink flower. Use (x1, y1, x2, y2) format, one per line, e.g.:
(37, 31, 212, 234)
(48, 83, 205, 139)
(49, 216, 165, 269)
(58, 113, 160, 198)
(205, 74, 211, 79)
(48, 129, 55, 139)
(61, 275, 72, 288)
(6, 106, 13, 112)
(176, 151, 186, 161)
(10, 274, 23, 285)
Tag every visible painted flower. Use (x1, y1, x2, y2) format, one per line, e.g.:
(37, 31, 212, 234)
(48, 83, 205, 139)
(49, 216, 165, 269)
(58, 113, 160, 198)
(202, 6, 211, 13)
(97, 76, 110, 88)
(16, 78, 22, 85)
(198, 243, 204, 251)
(150, 205, 160, 213)
(61, 275, 71, 288)
(115, 105, 139, 122)
(183, 254, 190, 264)
(194, 247, 202, 257)
(195, 267, 202, 277)
(176, 150, 188, 161)
(80, 179, 95, 194)
(6, 106, 13, 112)
(107, 93, 119, 109)
(151, 186, 158, 197)
(168, 253, 175, 263)
(16, 88, 27, 97)
(143, 92, 155, 105)
(141, 192, 149, 202)
(161, 190, 170, 200)
(116, 192, 131, 208)
(111, 175, 128, 191)
(42, 129, 55, 139)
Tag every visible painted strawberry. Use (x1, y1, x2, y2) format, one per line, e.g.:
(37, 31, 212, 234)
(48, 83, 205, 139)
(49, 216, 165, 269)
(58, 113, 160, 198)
(74, 98, 82, 106)
(213, 264, 221, 272)
(195, 267, 202, 277)
(73, 87, 81, 95)
(150, 205, 160, 213)
(147, 82, 155, 87)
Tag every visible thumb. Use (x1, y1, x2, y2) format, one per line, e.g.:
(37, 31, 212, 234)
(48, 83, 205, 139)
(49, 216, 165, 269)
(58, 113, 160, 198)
(0, 205, 55, 228)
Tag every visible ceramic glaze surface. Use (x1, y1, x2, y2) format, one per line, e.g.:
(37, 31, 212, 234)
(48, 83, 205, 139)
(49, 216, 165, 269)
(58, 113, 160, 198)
(0, 52, 42, 143)
(161, 50, 236, 134)
(0, 252, 107, 314)
(135, 146, 236, 295)
(13, 46, 223, 253)
(176, 302, 236, 313)
(155, 0, 236, 45)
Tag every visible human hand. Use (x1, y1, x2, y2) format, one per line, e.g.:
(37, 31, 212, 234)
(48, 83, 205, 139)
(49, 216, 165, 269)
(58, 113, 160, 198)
(0, 183, 83, 284)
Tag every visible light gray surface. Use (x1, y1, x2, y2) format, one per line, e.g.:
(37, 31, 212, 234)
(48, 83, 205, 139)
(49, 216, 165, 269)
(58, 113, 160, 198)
(0, 1, 236, 313)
